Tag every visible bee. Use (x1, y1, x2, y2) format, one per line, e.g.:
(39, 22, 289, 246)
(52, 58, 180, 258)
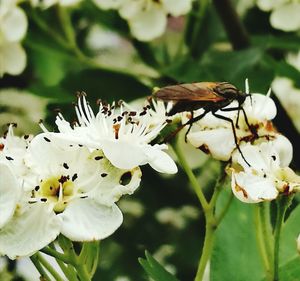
(154, 82, 255, 166)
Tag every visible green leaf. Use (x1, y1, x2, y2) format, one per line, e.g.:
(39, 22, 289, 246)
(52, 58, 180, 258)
(162, 47, 274, 92)
(280, 205, 300, 261)
(253, 35, 300, 52)
(278, 257, 300, 281)
(139, 251, 179, 281)
(61, 69, 151, 102)
(211, 193, 264, 281)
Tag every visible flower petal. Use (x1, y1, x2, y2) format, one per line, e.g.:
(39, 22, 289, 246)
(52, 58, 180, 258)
(270, 3, 300, 31)
(0, 163, 21, 228)
(161, 0, 193, 16)
(232, 142, 280, 173)
(188, 128, 236, 161)
(92, 0, 124, 10)
(257, 0, 283, 11)
(232, 172, 278, 203)
(271, 134, 293, 167)
(0, 204, 61, 259)
(144, 145, 177, 174)
(1, 7, 27, 42)
(59, 199, 123, 241)
(100, 139, 147, 169)
(119, 0, 143, 19)
(128, 3, 167, 41)
(0, 42, 26, 76)
(243, 94, 277, 121)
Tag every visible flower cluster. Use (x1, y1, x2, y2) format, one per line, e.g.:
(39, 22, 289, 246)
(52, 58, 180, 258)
(272, 51, 300, 131)
(0, 97, 177, 259)
(257, 0, 300, 31)
(184, 81, 300, 203)
(92, 0, 194, 41)
(0, 0, 27, 76)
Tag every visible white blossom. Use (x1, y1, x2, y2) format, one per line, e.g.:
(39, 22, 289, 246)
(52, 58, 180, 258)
(186, 89, 278, 161)
(229, 140, 300, 203)
(92, 0, 194, 41)
(0, 133, 141, 259)
(257, 0, 300, 31)
(0, 0, 27, 76)
(54, 96, 177, 174)
(272, 51, 300, 131)
(0, 88, 48, 134)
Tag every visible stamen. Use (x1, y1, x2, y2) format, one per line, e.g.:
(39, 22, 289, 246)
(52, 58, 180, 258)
(43, 137, 51, 143)
(72, 173, 78, 181)
(94, 156, 103, 160)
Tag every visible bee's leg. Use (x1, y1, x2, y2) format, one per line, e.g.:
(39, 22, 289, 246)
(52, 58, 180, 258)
(213, 112, 251, 167)
(184, 111, 194, 142)
(240, 107, 257, 137)
(236, 108, 241, 128)
(183, 110, 208, 142)
(220, 106, 255, 135)
(220, 106, 241, 128)
(162, 110, 208, 143)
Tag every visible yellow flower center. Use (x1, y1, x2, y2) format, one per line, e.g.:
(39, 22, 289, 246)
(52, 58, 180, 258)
(38, 175, 75, 213)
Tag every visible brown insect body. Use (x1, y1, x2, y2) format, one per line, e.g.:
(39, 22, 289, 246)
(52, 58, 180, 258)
(154, 82, 252, 166)
(154, 82, 246, 116)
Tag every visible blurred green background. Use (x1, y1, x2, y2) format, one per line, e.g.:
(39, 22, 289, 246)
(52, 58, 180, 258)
(1, 0, 300, 280)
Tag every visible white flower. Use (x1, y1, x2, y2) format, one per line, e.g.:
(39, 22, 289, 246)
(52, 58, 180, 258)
(0, 133, 141, 259)
(92, 0, 194, 41)
(30, 0, 81, 8)
(229, 140, 300, 203)
(187, 90, 277, 161)
(0, 88, 48, 134)
(257, 0, 300, 31)
(55, 96, 177, 174)
(0, 0, 27, 76)
(0, 125, 31, 178)
(0, 163, 21, 229)
(272, 51, 300, 131)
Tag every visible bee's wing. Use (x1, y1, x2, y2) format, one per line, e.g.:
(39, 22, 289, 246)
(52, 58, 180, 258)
(154, 83, 225, 102)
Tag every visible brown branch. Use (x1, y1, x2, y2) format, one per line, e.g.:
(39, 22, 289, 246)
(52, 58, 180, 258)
(212, 0, 250, 50)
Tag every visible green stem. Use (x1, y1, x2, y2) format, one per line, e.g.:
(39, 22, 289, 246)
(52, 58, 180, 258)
(41, 246, 74, 265)
(36, 253, 65, 281)
(260, 203, 274, 267)
(194, 215, 216, 281)
(58, 236, 91, 281)
(273, 195, 294, 281)
(79, 241, 100, 276)
(57, 6, 78, 50)
(30, 254, 52, 281)
(254, 204, 272, 281)
(173, 142, 209, 210)
(30, 8, 70, 49)
(56, 258, 79, 281)
(189, 0, 210, 56)
(90, 242, 100, 277)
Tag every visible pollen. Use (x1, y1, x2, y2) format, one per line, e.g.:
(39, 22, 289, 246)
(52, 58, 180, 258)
(39, 176, 75, 212)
